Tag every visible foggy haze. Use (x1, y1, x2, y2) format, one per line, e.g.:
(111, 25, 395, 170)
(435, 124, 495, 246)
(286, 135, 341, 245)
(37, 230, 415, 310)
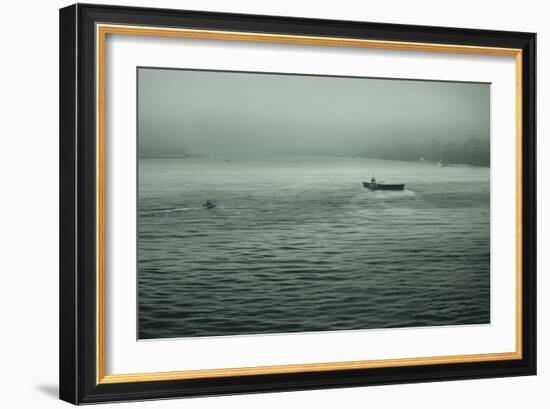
(138, 67, 490, 163)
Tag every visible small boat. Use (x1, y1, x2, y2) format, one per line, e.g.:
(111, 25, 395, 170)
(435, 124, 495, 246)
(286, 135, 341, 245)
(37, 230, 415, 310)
(363, 176, 404, 191)
(202, 200, 216, 209)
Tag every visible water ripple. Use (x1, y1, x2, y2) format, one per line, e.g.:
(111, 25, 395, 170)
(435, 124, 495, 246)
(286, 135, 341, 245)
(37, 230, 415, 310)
(138, 157, 490, 339)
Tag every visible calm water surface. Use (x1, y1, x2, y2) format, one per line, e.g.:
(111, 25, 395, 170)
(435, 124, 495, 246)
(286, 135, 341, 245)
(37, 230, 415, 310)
(138, 156, 490, 339)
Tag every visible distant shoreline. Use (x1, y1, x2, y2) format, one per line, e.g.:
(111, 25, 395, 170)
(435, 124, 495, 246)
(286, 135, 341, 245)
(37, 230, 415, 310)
(138, 154, 489, 168)
(359, 155, 489, 168)
(139, 154, 203, 159)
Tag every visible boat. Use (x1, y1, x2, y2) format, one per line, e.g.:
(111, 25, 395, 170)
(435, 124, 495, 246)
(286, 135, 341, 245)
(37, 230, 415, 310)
(362, 176, 404, 191)
(202, 200, 216, 209)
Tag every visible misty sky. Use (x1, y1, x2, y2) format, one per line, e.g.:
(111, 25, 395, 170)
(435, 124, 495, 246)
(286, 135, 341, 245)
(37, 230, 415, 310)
(138, 68, 489, 158)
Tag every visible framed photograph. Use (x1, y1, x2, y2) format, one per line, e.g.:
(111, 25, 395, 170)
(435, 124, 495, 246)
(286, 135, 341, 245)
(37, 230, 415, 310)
(59, 3, 536, 404)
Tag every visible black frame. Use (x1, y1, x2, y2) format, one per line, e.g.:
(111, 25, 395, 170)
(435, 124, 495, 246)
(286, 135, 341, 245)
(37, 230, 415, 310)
(60, 3, 536, 404)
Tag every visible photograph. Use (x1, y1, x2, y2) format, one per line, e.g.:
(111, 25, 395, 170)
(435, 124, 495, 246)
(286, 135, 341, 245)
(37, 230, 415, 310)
(137, 67, 491, 340)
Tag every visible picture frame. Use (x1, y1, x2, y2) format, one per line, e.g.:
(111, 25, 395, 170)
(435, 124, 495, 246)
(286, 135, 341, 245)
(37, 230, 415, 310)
(59, 3, 536, 404)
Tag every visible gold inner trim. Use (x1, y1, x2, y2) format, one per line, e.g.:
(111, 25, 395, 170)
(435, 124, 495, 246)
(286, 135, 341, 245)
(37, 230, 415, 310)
(100, 352, 520, 384)
(95, 23, 523, 385)
(515, 52, 523, 358)
(99, 24, 520, 55)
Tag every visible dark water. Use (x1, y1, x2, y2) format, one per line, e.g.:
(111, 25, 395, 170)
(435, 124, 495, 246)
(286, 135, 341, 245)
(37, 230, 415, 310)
(138, 156, 490, 339)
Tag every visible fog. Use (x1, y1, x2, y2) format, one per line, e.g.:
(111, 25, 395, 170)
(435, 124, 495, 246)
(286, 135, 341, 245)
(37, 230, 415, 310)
(138, 68, 489, 164)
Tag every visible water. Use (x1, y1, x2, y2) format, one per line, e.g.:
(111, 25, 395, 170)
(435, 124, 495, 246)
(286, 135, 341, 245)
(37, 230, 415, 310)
(138, 156, 490, 339)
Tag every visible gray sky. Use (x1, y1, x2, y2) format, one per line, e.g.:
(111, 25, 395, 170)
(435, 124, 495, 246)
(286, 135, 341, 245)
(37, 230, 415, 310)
(138, 67, 489, 158)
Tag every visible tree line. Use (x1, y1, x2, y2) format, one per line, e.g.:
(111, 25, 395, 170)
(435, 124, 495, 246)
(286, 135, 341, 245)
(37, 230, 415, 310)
(360, 136, 490, 166)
